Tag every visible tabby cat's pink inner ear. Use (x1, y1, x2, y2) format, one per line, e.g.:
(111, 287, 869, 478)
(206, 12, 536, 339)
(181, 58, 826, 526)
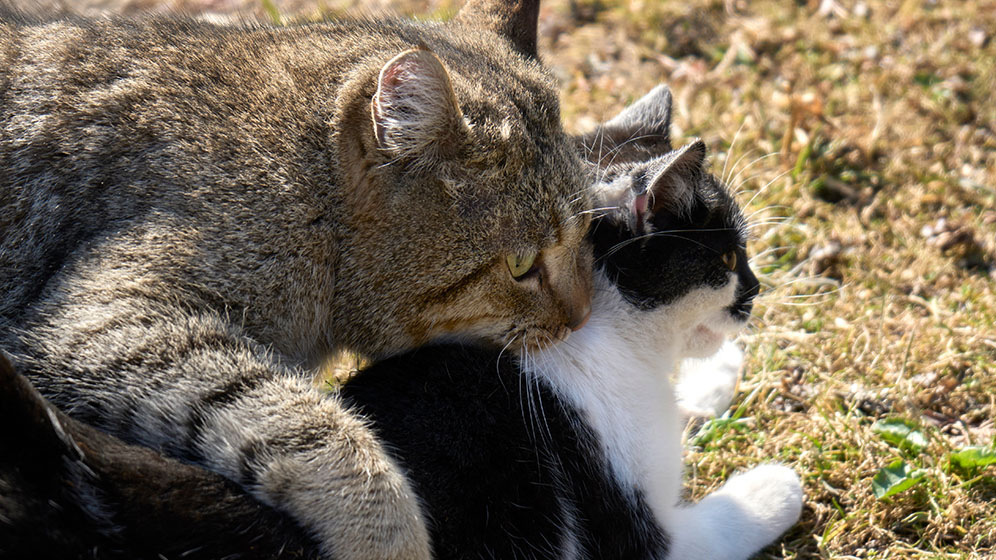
(371, 48, 466, 157)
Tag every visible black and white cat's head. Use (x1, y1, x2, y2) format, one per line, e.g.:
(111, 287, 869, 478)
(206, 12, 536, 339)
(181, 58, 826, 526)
(583, 87, 760, 359)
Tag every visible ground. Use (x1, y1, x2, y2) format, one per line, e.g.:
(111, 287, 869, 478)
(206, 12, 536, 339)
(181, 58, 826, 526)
(37, 0, 996, 557)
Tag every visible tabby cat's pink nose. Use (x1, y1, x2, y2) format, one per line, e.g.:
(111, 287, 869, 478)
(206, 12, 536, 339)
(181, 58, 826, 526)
(569, 305, 591, 331)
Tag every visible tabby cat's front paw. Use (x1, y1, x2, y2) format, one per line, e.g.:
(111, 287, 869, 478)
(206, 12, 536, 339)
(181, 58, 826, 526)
(259, 450, 431, 560)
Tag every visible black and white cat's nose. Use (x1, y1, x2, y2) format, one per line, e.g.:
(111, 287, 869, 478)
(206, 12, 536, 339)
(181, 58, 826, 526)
(730, 270, 761, 320)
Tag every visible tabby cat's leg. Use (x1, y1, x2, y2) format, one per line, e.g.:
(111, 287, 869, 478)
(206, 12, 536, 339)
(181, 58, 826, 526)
(664, 464, 802, 560)
(12, 297, 430, 560)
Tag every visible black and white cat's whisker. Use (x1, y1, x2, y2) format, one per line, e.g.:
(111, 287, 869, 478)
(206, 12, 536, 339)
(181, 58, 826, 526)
(720, 119, 750, 185)
(745, 218, 794, 235)
(743, 206, 792, 224)
(750, 276, 842, 314)
(724, 149, 763, 193)
(726, 152, 779, 195)
(729, 168, 775, 201)
(742, 168, 793, 211)
(746, 216, 792, 228)
(762, 276, 843, 295)
(598, 229, 738, 263)
(747, 245, 794, 263)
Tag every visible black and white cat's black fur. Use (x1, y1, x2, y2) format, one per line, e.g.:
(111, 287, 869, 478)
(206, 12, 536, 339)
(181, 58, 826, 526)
(341, 86, 803, 559)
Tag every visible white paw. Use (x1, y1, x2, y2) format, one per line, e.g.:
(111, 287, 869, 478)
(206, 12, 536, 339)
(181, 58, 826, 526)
(715, 463, 803, 534)
(675, 339, 742, 418)
(665, 463, 803, 560)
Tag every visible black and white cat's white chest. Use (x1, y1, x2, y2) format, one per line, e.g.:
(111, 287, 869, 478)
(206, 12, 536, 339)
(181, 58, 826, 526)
(527, 272, 705, 533)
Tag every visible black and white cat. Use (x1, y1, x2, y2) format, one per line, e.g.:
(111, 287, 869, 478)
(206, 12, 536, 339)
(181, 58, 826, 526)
(340, 86, 803, 559)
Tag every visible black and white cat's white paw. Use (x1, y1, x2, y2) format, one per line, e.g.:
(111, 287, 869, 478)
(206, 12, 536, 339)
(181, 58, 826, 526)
(667, 464, 803, 560)
(675, 338, 743, 418)
(711, 464, 804, 535)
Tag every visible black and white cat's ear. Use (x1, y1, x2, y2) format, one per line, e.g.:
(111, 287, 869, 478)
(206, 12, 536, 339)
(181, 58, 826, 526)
(641, 139, 706, 220)
(372, 48, 468, 162)
(603, 85, 673, 145)
(589, 139, 704, 233)
(454, 0, 540, 59)
(579, 85, 674, 167)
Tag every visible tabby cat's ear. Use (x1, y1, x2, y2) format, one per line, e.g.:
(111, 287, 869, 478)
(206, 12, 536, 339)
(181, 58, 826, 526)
(636, 139, 706, 223)
(372, 48, 468, 163)
(454, 0, 540, 59)
(604, 85, 673, 148)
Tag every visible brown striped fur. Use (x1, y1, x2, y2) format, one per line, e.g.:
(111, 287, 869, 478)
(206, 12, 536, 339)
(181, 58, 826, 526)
(0, 1, 590, 558)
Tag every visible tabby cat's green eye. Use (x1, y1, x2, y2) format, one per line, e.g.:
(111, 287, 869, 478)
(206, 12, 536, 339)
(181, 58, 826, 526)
(506, 252, 537, 279)
(721, 251, 737, 271)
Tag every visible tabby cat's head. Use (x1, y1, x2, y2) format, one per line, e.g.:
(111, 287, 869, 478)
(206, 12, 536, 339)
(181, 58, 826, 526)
(583, 86, 759, 359)
(332, 2, 592, 356)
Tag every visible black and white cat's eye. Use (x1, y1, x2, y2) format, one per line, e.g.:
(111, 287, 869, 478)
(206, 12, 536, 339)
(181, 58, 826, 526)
(507, 252, 538, 279)
(721, 251, 737, 271)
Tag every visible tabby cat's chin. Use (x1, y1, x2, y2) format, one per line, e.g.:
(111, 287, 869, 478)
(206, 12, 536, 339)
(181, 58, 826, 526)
(509, 325, 573, 353)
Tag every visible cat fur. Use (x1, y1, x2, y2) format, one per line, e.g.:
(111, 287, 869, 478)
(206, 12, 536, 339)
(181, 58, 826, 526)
(0, 351, 322, 559)
(0, 1, 591, 558)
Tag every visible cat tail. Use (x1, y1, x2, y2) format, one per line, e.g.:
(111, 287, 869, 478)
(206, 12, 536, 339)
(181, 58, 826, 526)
(12, 298, 430, 560)
(0, 351, 323, 558)
(664, 464, 803, 560)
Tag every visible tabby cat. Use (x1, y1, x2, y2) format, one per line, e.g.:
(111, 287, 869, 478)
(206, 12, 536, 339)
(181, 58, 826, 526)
(0, 352, 321, 559)
(0, 1, 591, 558)
(340, 86, 804, 559)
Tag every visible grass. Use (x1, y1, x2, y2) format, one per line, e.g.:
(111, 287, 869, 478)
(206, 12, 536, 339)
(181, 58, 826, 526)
(56, 0, 996, 556)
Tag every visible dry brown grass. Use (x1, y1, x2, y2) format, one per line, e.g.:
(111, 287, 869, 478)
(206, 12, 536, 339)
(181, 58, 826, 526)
(43, 0, 996, 556)
(540, 1, 996, 557)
